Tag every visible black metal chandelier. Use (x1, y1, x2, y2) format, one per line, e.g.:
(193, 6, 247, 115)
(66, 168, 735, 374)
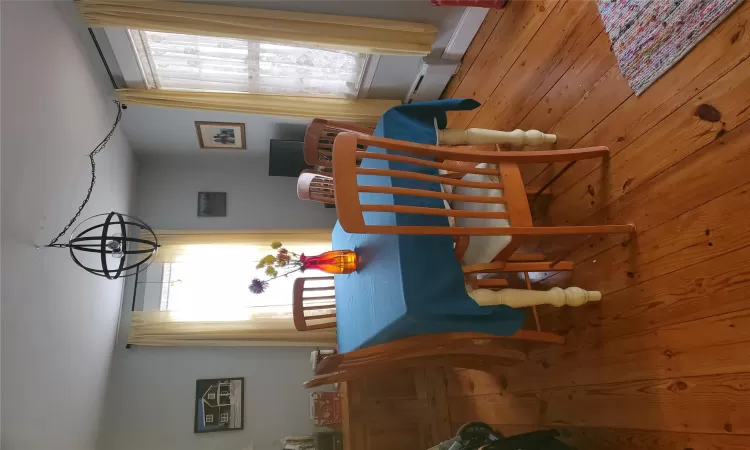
(43, 101, 159, 279)
(48, 212, 159, 279)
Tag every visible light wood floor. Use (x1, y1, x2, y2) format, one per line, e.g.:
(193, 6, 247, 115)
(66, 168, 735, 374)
(347, 2, 750, 449)
(445, 1, 750, 447)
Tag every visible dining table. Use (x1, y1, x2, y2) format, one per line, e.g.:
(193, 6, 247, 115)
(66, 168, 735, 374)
(332, 99, 526, 353)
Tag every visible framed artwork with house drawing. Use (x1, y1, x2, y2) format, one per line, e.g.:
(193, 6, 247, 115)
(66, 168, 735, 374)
(194, 378, 245, 433)
(195, 121, 246, 150)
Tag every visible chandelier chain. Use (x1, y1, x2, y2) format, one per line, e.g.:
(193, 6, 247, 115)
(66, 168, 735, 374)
(47, 100, 123, 247)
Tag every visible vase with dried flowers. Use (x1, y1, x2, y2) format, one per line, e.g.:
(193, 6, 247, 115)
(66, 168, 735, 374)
(249, 242, 357, 294)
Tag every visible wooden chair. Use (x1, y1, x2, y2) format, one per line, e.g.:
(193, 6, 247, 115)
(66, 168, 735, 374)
(297, 170, 335, 204)
(304, 328, 563, 388)
(303, 118, 373, 169)
(331, 132, 635, 274)
(293, 276, 336, 331)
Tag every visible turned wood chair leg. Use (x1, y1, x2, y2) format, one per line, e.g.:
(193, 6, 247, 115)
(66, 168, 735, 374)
(527, 148, 610, 202)
(524, 272, 542, 332)
(439, 128, 557, 147)
(509, 253, 547, 262)
(463, 261, 575, 274)
(510, 329, 565, 345)
(471, 285, 602, 308)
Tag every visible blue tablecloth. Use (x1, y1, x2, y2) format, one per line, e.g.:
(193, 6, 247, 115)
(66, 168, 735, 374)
(332, 99, 525, 352)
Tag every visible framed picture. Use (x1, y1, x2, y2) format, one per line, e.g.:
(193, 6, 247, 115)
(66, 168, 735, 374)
(198, 192, 227, 217)
(195, 121, 246, 150)
(194, 377, 244, 433)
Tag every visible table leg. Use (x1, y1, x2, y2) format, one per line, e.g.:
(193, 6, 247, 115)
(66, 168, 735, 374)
(468, 286, 602, 308)
(439, 128, 557, 146)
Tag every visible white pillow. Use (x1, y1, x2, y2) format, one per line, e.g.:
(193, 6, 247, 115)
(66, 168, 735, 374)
(452, 163, 511, 265)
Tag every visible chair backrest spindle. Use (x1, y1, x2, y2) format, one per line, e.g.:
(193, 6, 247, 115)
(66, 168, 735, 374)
(303, 118, 373, 169)
(293, 276, 337, 331)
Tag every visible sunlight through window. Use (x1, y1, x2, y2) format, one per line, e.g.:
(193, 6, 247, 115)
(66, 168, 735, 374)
(129, 30, 367, 98)
(159, 243, 331, 321)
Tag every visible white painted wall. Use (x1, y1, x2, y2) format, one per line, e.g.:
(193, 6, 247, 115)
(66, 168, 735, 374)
(122, 106, 310, 156)
(97, 339, 318, 450)
(0, 3, 136, 449)
(134, 153, 337, 230)
(30, 5, 462, 450)
(96, 153, 335, 450)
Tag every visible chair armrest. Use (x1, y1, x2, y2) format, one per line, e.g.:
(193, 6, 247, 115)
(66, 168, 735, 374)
(453, 236, 470, 262)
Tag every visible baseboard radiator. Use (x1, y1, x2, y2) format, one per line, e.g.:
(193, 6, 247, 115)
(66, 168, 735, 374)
(403, 58, 460, 104)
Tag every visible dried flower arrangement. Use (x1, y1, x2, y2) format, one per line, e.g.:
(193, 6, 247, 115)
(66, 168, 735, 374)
(249, 242, 305, 294)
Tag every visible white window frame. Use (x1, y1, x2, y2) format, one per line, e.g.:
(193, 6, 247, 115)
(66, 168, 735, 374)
(207, 393, 216, 400)
(104, 27, 378, 98)
(105, 28, 148, 89)
(220, 413, 229, 423)
(205, 414, 214, 423)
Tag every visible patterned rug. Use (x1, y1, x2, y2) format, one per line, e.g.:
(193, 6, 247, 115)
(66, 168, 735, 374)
(597, 0, 743, 95)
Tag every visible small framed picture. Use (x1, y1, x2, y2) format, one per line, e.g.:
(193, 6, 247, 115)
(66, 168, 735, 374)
(198, 192, 227, 217)
(195, 121, 246, 150)
(194, 378, 244, 433)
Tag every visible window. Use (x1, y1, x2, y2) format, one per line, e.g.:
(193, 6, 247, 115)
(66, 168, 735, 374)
(207, 393, 216, 400)
(205, 414, 214, 423)
(220, 413, 229, 423)
(129, 30, 367, 98)
(158, 243, 331, 322)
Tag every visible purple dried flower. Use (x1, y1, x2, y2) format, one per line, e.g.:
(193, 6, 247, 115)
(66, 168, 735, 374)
(249, 278, 268, 294)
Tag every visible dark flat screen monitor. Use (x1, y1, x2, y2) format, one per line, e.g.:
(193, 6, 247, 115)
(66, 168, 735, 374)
(268, 139, 311, 177)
